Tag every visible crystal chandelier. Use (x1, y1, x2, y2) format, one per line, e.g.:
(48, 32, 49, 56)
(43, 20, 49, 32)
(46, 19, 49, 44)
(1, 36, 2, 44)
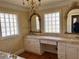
(23, 0, 41, 11)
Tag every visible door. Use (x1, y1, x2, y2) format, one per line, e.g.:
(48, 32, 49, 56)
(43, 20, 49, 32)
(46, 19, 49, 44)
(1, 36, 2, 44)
(24, 38, 42, 55)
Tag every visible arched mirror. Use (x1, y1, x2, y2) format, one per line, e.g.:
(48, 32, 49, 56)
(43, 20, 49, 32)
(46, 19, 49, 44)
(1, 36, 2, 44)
(67, 9, 79, 33)
(30, 13, 41, 33)
(66, 2, 79, 34)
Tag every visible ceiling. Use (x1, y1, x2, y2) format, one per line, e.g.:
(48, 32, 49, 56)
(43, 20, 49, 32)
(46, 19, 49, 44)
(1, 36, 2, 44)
(0, 0, 64, 7)
(0, 0, 78, 11)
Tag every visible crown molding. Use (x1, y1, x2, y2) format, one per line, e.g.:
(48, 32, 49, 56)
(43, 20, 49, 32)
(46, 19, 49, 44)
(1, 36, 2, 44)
(0, 0, 28, 12)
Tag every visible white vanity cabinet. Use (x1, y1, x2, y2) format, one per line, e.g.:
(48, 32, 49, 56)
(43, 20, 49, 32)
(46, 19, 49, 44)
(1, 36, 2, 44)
(24, 37, 42, 55)
(66, 43, 78, 59)
(58, 42, 79, 59)
(58, 42, 66, 59)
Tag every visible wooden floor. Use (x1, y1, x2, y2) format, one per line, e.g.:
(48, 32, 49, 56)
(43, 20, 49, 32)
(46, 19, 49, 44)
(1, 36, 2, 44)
(19, 52, 58, 59)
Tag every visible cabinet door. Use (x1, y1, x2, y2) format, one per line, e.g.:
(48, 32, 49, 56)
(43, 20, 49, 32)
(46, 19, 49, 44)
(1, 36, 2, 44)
(32, 39, 41, 54)
(66, 43, 78, 59)
(58, 42, 66, 59)
(24, 38, 35, 52)
(24, 38, 41, 55)
(77, 47, 79, 59)
(58, 42, 79, 59)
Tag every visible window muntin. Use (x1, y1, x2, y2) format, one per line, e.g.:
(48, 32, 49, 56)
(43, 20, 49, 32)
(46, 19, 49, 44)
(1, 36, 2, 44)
(44, 12, 60, 33)
(0, 13, 19, 37)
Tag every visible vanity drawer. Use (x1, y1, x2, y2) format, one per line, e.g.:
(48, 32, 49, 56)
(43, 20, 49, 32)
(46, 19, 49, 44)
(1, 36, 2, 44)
(40, 40, 48, 44)
(40, 40, 57, 45)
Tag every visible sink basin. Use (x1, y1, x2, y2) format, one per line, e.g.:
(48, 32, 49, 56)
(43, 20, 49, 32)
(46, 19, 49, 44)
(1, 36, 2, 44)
(0, 51, 25, 59)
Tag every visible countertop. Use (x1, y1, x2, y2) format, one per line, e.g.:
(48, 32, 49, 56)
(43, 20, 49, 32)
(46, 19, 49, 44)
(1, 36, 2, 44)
(26, 35, 79, 44)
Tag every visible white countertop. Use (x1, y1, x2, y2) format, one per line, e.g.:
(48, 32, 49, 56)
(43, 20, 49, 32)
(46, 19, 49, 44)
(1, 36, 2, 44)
(27, 35, 79, 44)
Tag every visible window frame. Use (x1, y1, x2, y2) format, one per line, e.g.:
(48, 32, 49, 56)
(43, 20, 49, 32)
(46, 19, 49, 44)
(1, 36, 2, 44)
(44, 12, 61, 33)
(0, 12, 20, 39)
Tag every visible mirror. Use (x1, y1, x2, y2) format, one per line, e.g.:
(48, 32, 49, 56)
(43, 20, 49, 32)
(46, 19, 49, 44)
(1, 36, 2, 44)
(67, 9, 79, 33)
(30, 13, 41, 33)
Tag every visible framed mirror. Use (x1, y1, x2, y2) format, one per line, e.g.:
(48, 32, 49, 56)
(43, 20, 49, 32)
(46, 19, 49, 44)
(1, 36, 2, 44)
(29, 13, 41, 33)
(67, 9, 79, 33)
(72, 15, 79, 33)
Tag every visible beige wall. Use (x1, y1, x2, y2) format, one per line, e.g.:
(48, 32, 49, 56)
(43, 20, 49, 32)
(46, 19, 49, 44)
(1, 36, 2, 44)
(0, 7, 29, 54)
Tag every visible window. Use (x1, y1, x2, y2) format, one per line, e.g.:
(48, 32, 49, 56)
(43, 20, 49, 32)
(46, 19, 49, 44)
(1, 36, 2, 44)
(44, 12, 60, 33)
(0, 13, 19, 37)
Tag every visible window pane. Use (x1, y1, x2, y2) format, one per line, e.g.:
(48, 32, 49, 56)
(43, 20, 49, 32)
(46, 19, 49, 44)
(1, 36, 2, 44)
(44, 12, 60, 33)
(52, 29, 55, 32)
(2, 33, 6, 37)
(11, 28, 14, 34)
(1, 28, 6, 33)
(0, 13, 19, 37)
(5, 13, 9, 18)
(56, 21, 59, 24)
(14, 18, 17, 22)
(0, 18, 5, 22)
(14, 23, 17, 27)
(6, 31, 10, 36)
(10, 14, 13, 18)
(56, 12, 59, 17)
(13, 14, 17, 19)
(10, 18, 14, 22)
(6, 28, 10, 31)
(52, 17, 55, 20)
(52, 13, 55, 17)
(5, 19, 9, 22)
(10, 23, 14, 27)
(11, 32, 15, 35)
(11, 28, 14, 31)
(6, 23, 10, 27)
(15, 28, 18, 34)
(1, 23, 5, 28)
(56, 17, 59, 21)
(0, 13, 4, 18)
(52, 22, 55, 24)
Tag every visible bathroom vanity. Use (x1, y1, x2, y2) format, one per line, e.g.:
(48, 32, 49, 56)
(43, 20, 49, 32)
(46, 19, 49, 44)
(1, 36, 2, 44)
(24, 35, 79, 59)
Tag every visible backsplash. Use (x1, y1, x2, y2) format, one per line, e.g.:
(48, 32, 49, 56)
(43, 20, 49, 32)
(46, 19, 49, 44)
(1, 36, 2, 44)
(62, 34, 79, 39)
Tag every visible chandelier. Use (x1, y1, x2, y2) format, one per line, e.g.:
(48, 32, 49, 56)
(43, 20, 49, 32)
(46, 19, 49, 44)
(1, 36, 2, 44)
(23, 0, 41, 11)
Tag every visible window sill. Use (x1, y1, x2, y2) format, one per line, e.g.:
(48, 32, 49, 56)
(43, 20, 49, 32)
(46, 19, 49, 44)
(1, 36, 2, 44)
(0, 35, 20, 40)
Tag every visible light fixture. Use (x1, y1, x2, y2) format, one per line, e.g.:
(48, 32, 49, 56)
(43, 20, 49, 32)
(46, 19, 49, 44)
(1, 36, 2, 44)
(23, 0, 41, 11)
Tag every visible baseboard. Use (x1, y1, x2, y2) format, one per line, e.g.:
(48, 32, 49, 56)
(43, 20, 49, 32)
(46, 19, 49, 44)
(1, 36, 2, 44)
(14, 48, 25, 55)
